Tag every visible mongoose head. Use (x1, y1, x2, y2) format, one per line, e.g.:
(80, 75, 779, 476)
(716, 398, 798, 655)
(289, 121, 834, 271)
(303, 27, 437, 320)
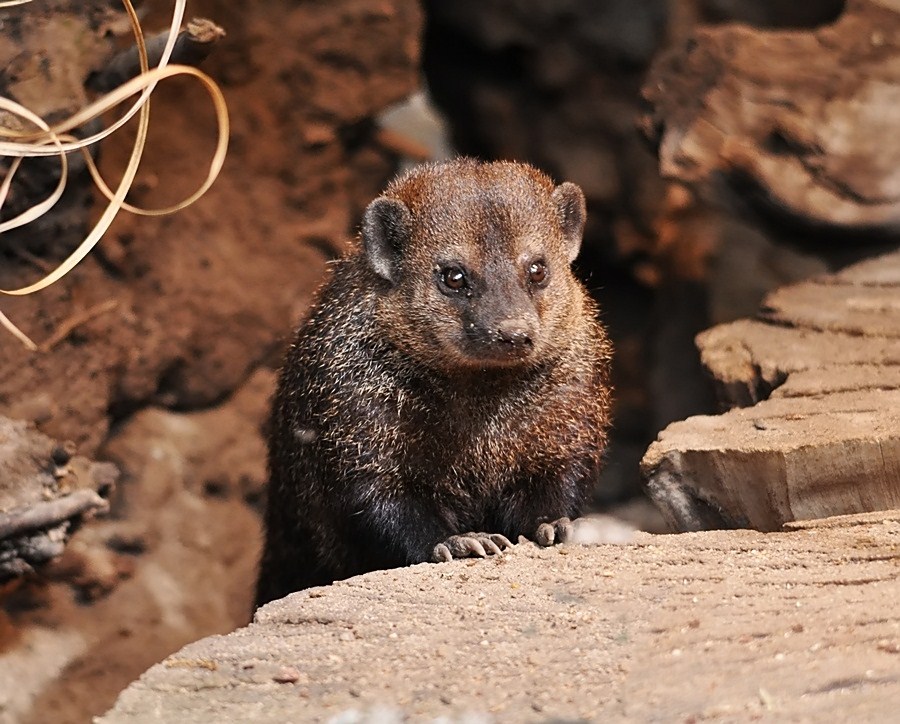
(362, 159, 589, 373)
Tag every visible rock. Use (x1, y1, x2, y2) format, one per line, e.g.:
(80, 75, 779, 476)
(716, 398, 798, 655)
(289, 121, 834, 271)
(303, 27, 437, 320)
(101, 521, 900, 722)
(642, 249, 900, 531)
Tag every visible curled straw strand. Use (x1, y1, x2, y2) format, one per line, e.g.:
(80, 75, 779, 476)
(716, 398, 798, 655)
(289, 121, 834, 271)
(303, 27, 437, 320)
(0, 0, 184, 155)
(0, 0, 229, 348)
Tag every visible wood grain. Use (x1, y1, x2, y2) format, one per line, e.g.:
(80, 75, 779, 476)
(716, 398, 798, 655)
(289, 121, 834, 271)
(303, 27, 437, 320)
(100, 524, 900, 722)
(643, 249, 900, 531)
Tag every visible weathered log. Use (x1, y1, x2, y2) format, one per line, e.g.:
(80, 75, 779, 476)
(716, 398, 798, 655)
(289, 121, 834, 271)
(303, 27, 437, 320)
(0, 415, 117, 581)
(642, 0, 900, 231)
(642, 248, 900, 531)
(100, 521, 900, 722)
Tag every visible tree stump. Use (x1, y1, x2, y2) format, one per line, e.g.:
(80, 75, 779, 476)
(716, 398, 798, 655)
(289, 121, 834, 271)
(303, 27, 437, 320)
(642, 250, 900, 531)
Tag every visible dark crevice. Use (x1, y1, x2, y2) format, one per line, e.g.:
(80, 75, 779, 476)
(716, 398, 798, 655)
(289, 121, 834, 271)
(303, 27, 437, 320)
(699, 0, 846, 30)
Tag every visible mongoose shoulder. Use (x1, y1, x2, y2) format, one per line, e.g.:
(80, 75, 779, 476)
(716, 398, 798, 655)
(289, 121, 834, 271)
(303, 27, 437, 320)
(256, 158, 612, 607)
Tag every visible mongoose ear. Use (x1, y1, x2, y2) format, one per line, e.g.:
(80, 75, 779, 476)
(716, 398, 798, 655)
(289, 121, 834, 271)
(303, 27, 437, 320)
(551, 182, 587, 263)
(362, 197, 412, 284)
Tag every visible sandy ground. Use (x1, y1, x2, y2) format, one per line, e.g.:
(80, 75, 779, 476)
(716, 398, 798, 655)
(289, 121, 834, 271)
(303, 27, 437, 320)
(102, 517, 900, 722)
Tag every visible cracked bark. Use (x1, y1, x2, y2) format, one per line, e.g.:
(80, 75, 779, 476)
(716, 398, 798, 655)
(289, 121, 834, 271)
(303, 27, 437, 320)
(641, 0, 900, 232)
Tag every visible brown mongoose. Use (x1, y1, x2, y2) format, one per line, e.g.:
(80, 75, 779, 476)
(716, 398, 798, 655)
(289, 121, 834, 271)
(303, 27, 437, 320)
(255, 158, 612, 608)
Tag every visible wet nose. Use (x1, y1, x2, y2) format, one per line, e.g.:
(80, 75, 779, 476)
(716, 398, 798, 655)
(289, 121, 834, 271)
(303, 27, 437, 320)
(496, 319, 534, 349)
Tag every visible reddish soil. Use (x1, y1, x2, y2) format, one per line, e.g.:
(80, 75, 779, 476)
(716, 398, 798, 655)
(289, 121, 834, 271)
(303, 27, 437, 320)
(1, 0, 421, 455)
(0, 2, 421, 722)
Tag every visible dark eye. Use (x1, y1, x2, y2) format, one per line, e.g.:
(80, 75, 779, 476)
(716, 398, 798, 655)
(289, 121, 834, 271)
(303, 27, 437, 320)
(527, 260, 547, 285)
(440, 266, 467, 291)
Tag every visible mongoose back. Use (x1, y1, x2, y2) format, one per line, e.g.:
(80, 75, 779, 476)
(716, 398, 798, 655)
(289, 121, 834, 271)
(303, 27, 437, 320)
(256, 159, 612, 607)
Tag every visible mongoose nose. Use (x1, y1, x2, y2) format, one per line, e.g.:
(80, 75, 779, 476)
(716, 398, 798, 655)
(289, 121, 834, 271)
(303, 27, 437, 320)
(496, 320, 534, 349)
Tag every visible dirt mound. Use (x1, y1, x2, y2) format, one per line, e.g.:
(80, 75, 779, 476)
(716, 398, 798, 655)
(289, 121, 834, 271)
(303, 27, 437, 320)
(0, 0, 421, 455)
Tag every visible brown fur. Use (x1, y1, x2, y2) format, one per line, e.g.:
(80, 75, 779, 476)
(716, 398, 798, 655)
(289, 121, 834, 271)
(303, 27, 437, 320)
(256, 159, 612, 608)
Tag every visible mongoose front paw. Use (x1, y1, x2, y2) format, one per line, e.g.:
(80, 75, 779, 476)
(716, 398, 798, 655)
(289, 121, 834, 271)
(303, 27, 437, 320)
(535, 517, 575, 546)
(432, 533, 514, 562)
(535, 515, 637, 546)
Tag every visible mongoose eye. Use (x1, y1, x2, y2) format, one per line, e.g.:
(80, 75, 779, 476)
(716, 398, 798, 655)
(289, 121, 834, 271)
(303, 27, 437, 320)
(440, 266, 468, 291)
(527, 260, 548, 285)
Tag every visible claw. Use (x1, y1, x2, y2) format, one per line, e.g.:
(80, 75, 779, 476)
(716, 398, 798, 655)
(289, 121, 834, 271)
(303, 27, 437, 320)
(481, 537, 503, 555)
(535, 522, 555, 547)
(432, 532, 516, 561)
(464, 538, 488, 557)
(432, 542, 453, 562)
(554, 517, 574, 544)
